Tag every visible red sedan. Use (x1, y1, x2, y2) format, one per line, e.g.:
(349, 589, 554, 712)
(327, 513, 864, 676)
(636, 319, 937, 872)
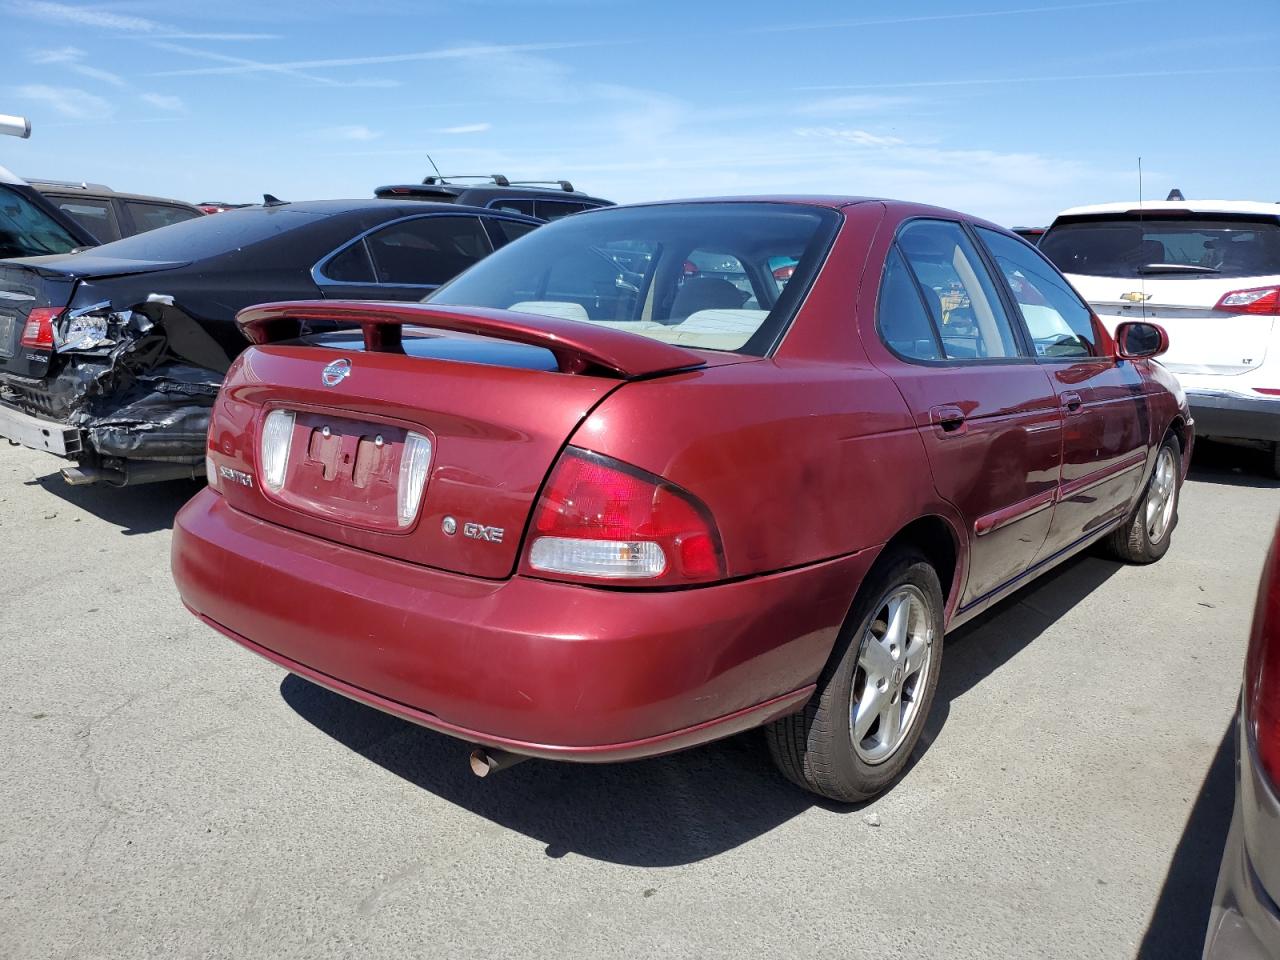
(172, 197, 1191, 801)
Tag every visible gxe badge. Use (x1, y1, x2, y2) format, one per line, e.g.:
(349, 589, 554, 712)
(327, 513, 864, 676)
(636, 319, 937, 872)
(321, 358, 352, 387)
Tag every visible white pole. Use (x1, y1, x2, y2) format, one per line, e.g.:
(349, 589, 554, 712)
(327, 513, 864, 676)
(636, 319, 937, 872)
(0, 115, 33, 139)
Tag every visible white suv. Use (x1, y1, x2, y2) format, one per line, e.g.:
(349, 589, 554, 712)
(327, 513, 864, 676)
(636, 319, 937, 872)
(1040, 200, 1280, 476)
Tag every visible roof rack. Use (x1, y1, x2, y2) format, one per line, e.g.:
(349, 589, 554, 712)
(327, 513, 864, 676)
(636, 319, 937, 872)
(420, 174, 578, 192)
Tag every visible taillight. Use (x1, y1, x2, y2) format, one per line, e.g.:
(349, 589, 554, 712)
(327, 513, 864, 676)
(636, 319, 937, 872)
(525, 448, 725, 585)
(259, 409, 295, 492)
(1254, 388, 1280, 397)
(1246, 523, 1280, 788)
(20, 307, 61, 349)
(1215, 286, 1280, 315)
(396, 432, 432, 526)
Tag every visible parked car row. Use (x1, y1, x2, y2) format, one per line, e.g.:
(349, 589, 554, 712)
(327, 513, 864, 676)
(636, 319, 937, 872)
(0, 176, 610, 485)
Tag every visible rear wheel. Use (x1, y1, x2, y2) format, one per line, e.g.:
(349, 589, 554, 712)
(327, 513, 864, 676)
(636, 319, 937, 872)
(1106, 434, 1181, 563)
(766, 550, 944, 802)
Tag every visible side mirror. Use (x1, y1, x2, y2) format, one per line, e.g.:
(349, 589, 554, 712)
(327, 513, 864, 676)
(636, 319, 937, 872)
(1115, 321, 1169, 360)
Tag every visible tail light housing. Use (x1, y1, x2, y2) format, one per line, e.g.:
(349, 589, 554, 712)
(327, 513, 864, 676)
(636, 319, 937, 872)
(259, 409, 296, 492)
(20, 307, 61, 349)
(1246, 523, 1280, 789)
(525, 448, 725, 586)
(1215, 286, 1280, 316)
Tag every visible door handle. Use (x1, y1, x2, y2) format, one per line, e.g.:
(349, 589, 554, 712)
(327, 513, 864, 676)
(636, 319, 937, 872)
(930, 404, 967, 435)
(1060, 391, 1083, 412)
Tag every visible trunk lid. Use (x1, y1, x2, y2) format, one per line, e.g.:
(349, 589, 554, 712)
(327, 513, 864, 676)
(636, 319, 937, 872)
(211, 300, 725, 578)
(1068, 272, 1278, 376)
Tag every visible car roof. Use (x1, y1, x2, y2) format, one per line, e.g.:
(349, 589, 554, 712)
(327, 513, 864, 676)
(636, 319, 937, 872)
(1053, 199, 1280, 218)
(375, 182, 613, 205)
(27, 178, 203, 211)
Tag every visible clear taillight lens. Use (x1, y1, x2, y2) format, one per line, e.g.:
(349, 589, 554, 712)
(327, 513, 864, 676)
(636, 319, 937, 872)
(259, 409, 295, 492)
(1247, 523, 1280, 789)
(397, 432, 432, 526)
(205, 456, 219, 490)
(525, 448, 724, 585)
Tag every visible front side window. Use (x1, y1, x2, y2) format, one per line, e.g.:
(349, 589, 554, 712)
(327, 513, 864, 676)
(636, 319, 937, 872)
(366, 215, 492, 286)
(1040, 214, 1280, 279)
(897, 220, 1022, 360)
(977, 228, 1098, 358)
(426, 202, 839, 355)
(0, 185, 82, 257)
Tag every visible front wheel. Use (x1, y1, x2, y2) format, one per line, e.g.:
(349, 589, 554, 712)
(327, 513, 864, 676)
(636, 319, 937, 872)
(1106, 434, 1181, 564)
(766, 550, 944, 802)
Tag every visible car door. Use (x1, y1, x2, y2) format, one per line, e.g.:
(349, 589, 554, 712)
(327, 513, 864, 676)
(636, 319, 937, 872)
(315, 214, 495, 302)
(975, 227, 1150, 558)
(875, 219, 1064, 609)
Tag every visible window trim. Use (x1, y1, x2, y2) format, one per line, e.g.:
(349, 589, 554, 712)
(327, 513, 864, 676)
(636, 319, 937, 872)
(971, 222, 1108, 364)
(311, 212, 535, 289)
(878, 216, 1039, 368)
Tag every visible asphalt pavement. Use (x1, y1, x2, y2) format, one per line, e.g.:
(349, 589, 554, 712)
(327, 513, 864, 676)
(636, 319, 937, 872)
(1, 440, 1276, 960)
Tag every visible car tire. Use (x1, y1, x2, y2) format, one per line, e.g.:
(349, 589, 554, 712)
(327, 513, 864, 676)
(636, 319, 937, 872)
(1106, 433, 1181, 564)
(765, 549, 944, 803)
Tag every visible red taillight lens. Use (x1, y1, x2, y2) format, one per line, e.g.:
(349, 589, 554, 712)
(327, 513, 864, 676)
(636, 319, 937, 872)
(20, 307, 60, 349)
(1215, 286, 1280, 316)
(1247, 523, 1280, 788)
(526, 448, 724, 584)
(773, 264, 795, 281)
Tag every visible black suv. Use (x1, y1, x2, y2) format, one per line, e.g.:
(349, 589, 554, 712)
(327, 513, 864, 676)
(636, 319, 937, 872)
(28, 179, 203, 244)
(374, 174, 612, 221)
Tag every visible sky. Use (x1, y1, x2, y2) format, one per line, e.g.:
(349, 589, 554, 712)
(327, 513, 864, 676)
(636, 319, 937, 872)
(3, 0, 1278, 226)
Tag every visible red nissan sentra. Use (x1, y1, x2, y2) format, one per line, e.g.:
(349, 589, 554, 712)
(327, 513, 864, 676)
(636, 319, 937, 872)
(172, 198, 1192, 801)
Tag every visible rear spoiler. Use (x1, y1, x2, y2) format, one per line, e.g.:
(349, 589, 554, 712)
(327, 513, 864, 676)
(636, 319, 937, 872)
(236, 300, 707, 379)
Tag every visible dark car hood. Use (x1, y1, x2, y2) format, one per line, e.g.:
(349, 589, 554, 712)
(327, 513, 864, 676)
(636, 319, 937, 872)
(5, 253, 191, 280)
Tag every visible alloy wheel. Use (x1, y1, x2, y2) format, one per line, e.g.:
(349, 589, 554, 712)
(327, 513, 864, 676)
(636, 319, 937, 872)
(1145, 447, 1178, 544)
(850, 585, 934, 764)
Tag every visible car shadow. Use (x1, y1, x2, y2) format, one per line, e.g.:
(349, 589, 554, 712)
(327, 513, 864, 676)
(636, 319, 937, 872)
(1189, 439, 1279, 489)
(281, 551, 1123, 866)
(24, 471, 201, 535)
(1135, 723, 1235, 959)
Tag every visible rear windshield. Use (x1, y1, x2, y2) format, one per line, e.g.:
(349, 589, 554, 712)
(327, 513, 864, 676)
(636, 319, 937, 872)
(0, 185, 81, 257)
(81, 205, 323, 262)
(1040, 213, 1280, 279)
(425, 202, 840, 355)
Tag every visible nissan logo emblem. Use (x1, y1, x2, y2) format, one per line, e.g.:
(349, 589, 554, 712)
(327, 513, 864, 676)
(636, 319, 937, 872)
(321, 358, 351, 387)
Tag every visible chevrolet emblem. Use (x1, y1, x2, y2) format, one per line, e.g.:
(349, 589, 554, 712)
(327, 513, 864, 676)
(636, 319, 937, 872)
(1119, 291, 1152, 303)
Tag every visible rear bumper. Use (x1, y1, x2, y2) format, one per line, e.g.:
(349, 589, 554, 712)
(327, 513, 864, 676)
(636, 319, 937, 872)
(1203, 716, 1280, 959)
(172, 489, 873, 760)
(0, 400, 79, 456)
(1188, 391, 1280, 443)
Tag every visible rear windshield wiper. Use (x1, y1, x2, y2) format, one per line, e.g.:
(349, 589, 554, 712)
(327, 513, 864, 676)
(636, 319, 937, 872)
(1137, 263, 1220, 275)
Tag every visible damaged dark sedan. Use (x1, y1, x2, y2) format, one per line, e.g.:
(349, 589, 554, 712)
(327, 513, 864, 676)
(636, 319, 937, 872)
(0, 199, 541, 485)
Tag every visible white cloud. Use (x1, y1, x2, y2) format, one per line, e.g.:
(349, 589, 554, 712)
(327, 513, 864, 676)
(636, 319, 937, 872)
(754, 0, 1154, 33)
(140, 92, 185, 112)
(13, 84, 114, 119)
(796, 94, 915, 116)
(10, 1, 163, 31)
(795, 126, 905, 147)
(317, 124, 382, 141)
(438, 123, 490, 134)
(29, 46, 127, 87)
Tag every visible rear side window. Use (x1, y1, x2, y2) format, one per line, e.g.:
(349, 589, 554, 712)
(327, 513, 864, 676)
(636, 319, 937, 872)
(322, 240, 375, 282)
(1040, 214, 1280, 279)
(52, 197, 120, 243)
(487, 218, 538, 246)
(897, 220, 1022, 360)
(877, 247, 941, 360)
(124, 200, 200, 234)
(365, 215, 493, 286)
(490, 199, 535, 217)
(977, 228, 1098, 358)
